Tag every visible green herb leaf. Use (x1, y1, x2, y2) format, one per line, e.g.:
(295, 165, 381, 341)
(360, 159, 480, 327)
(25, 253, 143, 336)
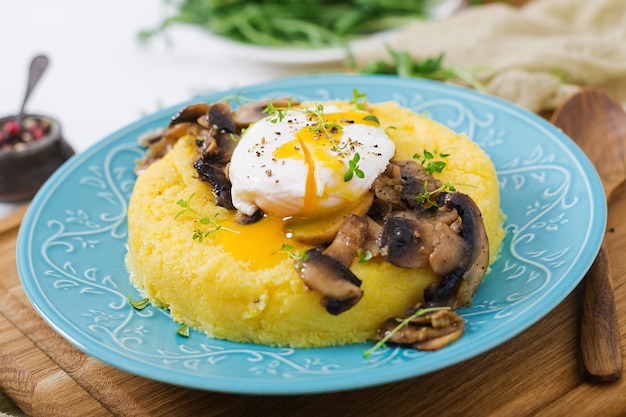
(278, 243, 309, 269)
(350, 89, 367, 110)
(353, 48, 487, 92)
(264, 99, 291, 123)
(413, 148, 450, 175)
(138, 1, 434, 49)
(177, 324, 190, 337)
(415, 181, 465, 207)
(128, 295, 150, 310)
(175, 193, 238, 241)
(357, 248, 373, 263)
(344, 152, 364, 182)
(363, 115, 380, 125)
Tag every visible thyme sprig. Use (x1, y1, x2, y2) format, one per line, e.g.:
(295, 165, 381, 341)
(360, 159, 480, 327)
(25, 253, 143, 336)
(344, 152, 365, 182)
(263, 98, 294, 123)
(350, 88, 367, 110)
(331, 141, 350, 155)
(175, 193, 239, 242)
(415, 181, 458, 207)
(307, 104, 344, 139)
(264, 100, 345, 151)
(414, 181, 477, 208)
(363, 306, 451, 358)
(413, 148, 450, 175)
(264, 100, 344, 141)
(279, 243, 309, 269)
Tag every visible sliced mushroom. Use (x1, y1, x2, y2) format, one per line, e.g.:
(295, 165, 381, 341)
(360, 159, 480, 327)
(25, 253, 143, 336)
(322, 214, 369, 266)
(371, 168, 405, 209)
(367, 198, 392, 222)
(373, 305, 464, 351)
(424, 192, 490, 308)
(394, 160, 442, 208)
(200, 130, 237, 164)
(169, 103, 211, 127)
(135, 122, 199, 174)
(194, 130, 240, 210)
(231, 97, 299, 129)
(298, 248, 363, 315)
(429, 221, 469, 276)
(363, 217, 383, 258)
(378, 211, 436, 269)
(191, 99, 303, 217)
(207, 102, 237, 133)
(295, 214, 371, 315)
(235, 208, 265, 225)
(193, 158, 235, 210)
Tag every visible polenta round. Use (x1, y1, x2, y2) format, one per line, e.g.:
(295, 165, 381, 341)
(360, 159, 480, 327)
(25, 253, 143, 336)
(126, 100, 505, 348)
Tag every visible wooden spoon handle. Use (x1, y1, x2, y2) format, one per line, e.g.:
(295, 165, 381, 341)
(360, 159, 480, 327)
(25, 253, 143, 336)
(580, 243, 622, 382)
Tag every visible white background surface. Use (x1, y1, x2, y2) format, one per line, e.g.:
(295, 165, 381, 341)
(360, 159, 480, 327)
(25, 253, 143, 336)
(0, 0, 465, 218)
(0, 0, 345, 217)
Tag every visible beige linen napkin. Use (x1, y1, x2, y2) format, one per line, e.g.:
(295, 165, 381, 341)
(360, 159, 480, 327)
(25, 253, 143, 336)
(355, 0, 626, 113)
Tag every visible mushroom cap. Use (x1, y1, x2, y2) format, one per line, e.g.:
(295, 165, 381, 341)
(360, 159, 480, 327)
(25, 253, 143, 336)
(299, 248, 364, 315)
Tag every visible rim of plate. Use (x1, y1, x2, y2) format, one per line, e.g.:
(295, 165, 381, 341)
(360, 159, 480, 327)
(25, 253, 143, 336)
(16, 74, 606, 394)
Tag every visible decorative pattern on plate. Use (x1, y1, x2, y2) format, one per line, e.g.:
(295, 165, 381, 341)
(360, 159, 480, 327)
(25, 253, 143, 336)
(17, 75, 605, 395)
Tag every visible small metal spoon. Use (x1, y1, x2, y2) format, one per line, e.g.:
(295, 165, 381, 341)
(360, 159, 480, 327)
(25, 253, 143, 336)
(15, 54, 49, 128)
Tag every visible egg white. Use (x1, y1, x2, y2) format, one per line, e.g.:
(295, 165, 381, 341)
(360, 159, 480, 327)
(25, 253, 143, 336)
(229, 106, 395, 219)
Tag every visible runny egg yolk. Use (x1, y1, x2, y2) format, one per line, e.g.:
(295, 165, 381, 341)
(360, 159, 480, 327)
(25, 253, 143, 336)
(212, 213, 307, 270)
(222, 106, 396, 269)
(272, 111, 374, 217)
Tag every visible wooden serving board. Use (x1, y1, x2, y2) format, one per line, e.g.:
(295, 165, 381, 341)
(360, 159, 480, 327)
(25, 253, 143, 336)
(0, 180, 625, 416)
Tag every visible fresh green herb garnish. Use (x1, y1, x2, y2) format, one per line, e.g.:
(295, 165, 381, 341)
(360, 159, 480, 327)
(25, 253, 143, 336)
(357, 248, 373, 263)
(385, 126, 397, 137)
(331, 142, 350, 155)
(138, 1, 436, 49)
(177, 324, 190, 337)
(279, 243, 309, 269)
(175, 193, 238, 242)
(128, 295, 150, 310)
(413, 148, 450, 174)
(264, 101, 343, 143)
(350, 89, 368, 110)
(344, 152, 365, 182)
(353, 48, 486, 92)
(415, 181, 460, 207)
(363, 115, 380, 125)
(363, 306, 451, 358)
(306, 104, 344, 139)
(263, 98, 294, 123)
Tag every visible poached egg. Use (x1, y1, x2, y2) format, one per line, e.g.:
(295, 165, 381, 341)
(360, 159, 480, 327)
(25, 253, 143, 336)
(229, 105, 396, 220)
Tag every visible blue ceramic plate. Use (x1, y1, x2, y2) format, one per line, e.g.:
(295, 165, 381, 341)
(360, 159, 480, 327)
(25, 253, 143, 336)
(17, 74, 605, 395)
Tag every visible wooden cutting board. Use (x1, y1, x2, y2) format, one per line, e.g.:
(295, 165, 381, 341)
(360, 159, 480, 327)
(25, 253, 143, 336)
(0, 181, 625, 416)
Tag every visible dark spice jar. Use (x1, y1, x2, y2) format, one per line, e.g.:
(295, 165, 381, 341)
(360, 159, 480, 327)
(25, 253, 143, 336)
(0, 114, 74, 202)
